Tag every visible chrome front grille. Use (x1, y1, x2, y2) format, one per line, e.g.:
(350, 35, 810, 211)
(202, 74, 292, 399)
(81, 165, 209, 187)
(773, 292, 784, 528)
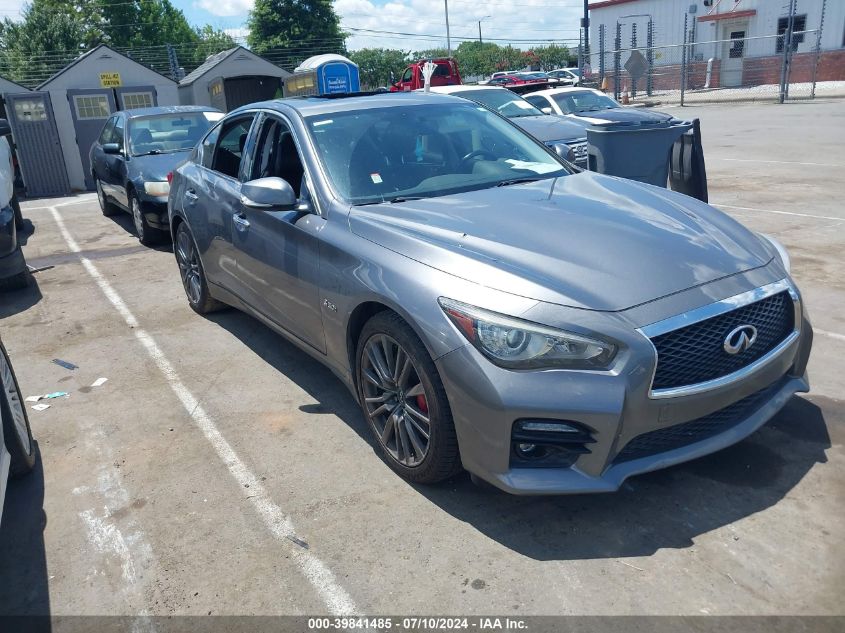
(639, 280, 800, 398)
(650, 291, 794, 391)
(569, 141, 588, 165)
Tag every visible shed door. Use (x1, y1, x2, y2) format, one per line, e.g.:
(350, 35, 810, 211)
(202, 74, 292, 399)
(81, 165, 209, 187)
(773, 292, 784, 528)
(115, 86, 158, 110)
(4, 91, 70, 197)
(68, 88, 116, 190)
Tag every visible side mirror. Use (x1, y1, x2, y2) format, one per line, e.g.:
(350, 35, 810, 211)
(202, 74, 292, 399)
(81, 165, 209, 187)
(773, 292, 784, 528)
(552, 142, 576, 163)
(103, 143, 121, 155)
(0, 119, 11, 137)
(541, 107, 553, 115)
(241, 177, 297, 210)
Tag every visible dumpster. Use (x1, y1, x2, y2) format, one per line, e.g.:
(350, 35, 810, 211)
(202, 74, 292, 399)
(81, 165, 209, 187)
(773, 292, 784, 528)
(284, 54, 361, 97)
(586, 118, 708, 202)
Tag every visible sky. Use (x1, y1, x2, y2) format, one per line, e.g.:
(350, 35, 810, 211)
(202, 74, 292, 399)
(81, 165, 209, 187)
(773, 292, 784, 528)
(0, 0, 587, 52)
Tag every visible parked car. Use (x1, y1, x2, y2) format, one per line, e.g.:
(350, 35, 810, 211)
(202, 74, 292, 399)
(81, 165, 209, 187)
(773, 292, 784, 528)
(525, 87, 673, 124)
(390, 58, 462, 92)
(90, 105, 224, 245)
(547, 68, 580, 86)
(168, 91, 811, 494)
(0, 118, 28, 291)
(428, 85, 589, 168)
(1, 334, 36, 526)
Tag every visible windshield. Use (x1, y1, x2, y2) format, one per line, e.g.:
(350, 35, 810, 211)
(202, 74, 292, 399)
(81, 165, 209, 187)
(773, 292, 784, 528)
(129, 111, 224, 156)
(552, 90, 618, 114)
(305, 102, 569, 205)
(460, 89, 543, 118)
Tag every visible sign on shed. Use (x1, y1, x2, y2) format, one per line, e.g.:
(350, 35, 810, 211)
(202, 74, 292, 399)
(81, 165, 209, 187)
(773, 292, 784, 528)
(99, 72, 122, 88)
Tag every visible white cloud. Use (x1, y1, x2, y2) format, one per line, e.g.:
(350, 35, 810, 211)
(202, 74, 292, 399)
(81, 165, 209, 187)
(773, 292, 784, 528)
(194, 0, 254, 18)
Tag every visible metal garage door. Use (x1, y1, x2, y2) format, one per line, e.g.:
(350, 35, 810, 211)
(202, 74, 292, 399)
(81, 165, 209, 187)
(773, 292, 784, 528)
(68, 88, 116, 190)
(4, 91, 70, 197)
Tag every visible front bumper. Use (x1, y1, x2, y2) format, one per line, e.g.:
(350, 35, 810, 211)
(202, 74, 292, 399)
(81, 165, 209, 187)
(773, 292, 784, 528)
(435, 285, 813, 495)
(138, 195, 169, 230)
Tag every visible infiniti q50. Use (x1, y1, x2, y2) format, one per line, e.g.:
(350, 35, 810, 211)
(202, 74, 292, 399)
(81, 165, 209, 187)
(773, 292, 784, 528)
(167, 92, 812, 494)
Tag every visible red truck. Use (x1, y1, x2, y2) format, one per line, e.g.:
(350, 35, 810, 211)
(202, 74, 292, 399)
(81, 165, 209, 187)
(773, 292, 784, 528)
(390, 58, 462, 91)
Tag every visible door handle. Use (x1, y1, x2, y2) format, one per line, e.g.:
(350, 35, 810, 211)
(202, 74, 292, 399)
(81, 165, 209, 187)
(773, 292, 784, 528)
(185, 189, 198, 202)
(232, 213, 250, 230)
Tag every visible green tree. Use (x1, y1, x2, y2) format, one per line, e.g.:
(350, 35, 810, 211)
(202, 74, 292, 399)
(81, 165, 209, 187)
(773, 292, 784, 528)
(348, 48, 409, 88)
(533, 44, 573, 71)
(193, 25, 236, 64)
(247, 0, 345, 68)
(0, 2, 86, 85)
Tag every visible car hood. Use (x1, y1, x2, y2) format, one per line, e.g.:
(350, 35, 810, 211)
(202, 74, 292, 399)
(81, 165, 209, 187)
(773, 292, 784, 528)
(348, 172, 773, 311)
(510, 115, 588, 143)
(129, 152, 190, 183)
(572, 107, 673, 124)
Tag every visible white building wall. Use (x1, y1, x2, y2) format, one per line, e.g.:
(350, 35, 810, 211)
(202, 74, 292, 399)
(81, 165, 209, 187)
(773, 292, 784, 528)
(40, 47, 178, 191)
(590, 0, 844, 57)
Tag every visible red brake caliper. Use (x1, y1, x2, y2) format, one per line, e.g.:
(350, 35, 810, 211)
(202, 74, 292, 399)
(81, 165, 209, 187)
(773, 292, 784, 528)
(416, 394, 428, 413)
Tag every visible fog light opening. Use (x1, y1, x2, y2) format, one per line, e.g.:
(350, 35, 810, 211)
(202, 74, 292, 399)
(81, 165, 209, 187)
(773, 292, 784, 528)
(516, 443, 537, 455)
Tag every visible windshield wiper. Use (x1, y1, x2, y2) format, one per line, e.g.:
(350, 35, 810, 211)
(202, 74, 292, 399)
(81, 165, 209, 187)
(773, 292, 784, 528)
(496, 177, 541, 187)
(133, 149, 163, 156)
(353, 196, 424, 206)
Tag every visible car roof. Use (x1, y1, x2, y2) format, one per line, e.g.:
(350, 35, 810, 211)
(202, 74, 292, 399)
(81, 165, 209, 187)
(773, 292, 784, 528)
(229, 91, 470, 118)
(427, 85, 510, 94)
(525, 87, 602, 97)
(123, 105, 221, 118)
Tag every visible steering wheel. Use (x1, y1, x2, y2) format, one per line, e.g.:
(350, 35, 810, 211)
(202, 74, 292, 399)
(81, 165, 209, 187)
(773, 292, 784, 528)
(460, 149, 497, 166)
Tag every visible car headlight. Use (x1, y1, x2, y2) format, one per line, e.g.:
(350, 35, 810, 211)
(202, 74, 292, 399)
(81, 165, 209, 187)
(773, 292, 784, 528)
(760, 233, 790, 273)
(144, 181, 170, 197)
(439, 298, 617, 370)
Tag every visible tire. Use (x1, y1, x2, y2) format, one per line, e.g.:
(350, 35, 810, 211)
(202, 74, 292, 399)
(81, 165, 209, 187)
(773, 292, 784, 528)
(0, 248, 29, 291)
(96, 179, 119, 217)
(130, 192, 165, 246)
(355, 311, 461, 484)
(174, 222, 225, 315)
(11, 195, 23, 231)
(1, 339, 35, 477)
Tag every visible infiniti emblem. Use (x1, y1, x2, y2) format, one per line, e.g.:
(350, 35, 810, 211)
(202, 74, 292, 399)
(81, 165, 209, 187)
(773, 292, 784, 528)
(724, 324, 758, 355)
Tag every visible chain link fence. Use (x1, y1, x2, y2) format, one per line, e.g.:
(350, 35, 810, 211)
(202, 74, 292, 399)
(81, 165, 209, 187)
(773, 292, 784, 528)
(584, 11, 843, 106)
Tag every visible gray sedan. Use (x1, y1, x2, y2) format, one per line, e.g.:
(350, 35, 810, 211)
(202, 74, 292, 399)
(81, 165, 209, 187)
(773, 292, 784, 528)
(168, 92, 812, 494)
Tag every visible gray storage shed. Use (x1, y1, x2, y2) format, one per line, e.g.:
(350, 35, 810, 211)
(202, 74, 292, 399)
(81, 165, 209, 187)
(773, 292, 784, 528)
(178, 47, 291, 112)
(36, 44, 178, 191)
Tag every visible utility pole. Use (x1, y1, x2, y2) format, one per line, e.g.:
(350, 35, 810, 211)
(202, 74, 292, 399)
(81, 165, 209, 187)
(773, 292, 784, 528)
(445, 0, 452, 56)
(478, 16, 490, 46)
(582, 0, 590, 66)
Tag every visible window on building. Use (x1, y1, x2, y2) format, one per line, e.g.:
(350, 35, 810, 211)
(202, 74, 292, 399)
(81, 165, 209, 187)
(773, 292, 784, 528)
(121, 92, 154, 109)
(776, 14, 807, 53)
(74, 95, 111, 120)
(14, 97, 48, 122)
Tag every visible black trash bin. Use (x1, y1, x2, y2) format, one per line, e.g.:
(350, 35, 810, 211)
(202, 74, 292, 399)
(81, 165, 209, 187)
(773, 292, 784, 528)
(586, 118, 694, 188)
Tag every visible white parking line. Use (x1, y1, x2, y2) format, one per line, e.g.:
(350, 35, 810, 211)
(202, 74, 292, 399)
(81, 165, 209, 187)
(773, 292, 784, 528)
(815, 328, 845, 343)
(49, 206, 359, 617)
(712, 158, 842, 168)
(714, 203, 843, 222)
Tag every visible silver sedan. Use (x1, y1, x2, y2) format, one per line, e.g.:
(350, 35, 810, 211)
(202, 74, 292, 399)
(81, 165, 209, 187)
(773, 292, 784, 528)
(167, 92, 812, 494)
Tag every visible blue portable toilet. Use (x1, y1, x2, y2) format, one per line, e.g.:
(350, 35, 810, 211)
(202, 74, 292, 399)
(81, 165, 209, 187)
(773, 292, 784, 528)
(285, 54, 360, 97)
